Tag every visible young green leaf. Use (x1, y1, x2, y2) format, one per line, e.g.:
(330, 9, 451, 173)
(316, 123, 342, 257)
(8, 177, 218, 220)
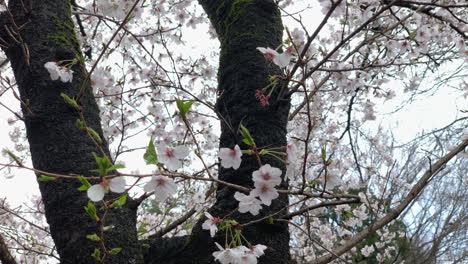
(91, 153, 112, 176)
(87, 127, 102, 144)
(109, 248, 122, 255)
(84, 201, 99, 222)
(60, 93, 80, 110)
(38, 175, 56, 182)
(106, 164, 125, 174)
(143, 137, 158, 165)
(75, 119, 85, 130)
(77, 175, 92, 191)
(176, 98, 194, 118)
(91, 248, 101, 261)
(86, 233, 101, 241)
(3, 149, 23, 166)
(239, 124, 255, 147)
(110, 193, 127, 208)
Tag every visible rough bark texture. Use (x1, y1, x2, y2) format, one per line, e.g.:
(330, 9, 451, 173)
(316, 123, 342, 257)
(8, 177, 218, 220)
(0, 1, 142, 263)
(145, 0, 291, 263)
(1, 0, 290, 263)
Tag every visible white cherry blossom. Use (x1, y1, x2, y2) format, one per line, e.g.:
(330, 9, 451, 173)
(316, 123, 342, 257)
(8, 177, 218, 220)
(87, 177, 126, 202)
(212, 242, 243, 264)
(251, 181, 279, 206)
(361, 245, 375, 257)
(219, 144, 242, 169)
(143, 176, 177, 201)
(44, 62, 73, 83)
(256, 47, 292, 68)
(234, 192, 262, 215)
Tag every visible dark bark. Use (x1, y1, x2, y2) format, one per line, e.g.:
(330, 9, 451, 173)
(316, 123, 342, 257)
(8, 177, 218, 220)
(0, 233, 17, 264)
(147, 0, 291, 263)
(0, 1, 142, 263)
(1, 0, 290, 263)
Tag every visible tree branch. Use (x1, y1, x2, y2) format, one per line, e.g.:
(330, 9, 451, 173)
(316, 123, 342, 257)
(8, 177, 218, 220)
(311, 138, 468, 264)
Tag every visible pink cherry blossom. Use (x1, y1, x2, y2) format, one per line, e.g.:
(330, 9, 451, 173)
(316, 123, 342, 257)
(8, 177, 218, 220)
(201, 212, 220, 237)
(252, 164, 282, 187)
(251, 181, 279, 206)
(143, 176, 177, 201)
(157, 144, 189, 171)
(219, 144, 242, 170)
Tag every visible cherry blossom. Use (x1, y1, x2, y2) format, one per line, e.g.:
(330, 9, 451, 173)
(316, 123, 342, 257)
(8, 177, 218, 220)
(251, 181, 279, 206)
(361, 244, 375, 257)
(212, 242, 243, 264)
(256, 47, 292, 68)
(219, 144, 242, 170)
(143, 176, 177, 201)
(157, 145, 190, 171)
(201, 212, 220, 237)
(251, 244, 267, 257)
(234, 192, 262, 216)
(87, 176, 126, 202)
(44, 62, 74, 83)
(318, 171, 343, 189)
(252, 164, 282, 187)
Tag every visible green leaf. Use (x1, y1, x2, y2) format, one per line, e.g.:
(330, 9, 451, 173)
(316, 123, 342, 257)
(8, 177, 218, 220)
(77, 175, 92, 191)
(176, 98, 194, 118)
(268, 216, 274, 224)
(91, 153, 112, 176)
(143, 137, 158, 165)
(111, 193, 127, 208)
(60, 93, 80, 110)
(3, 149, 23, 166)
(38, 175, 56, 181)
(239, 124, 255, 146)
(86, 233, 101, 241)
(109, 248, 122, 255)
(87, 127, 102, 144)
(106, 164, 125, 174)
(75, 119, 85, 130)
(91, 248, 101, 261)
(321, 145, 327, 161)
(84, 201, 99, 222)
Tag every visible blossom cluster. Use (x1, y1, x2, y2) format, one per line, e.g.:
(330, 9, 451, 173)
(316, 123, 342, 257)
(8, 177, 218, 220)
(213, 242, 266, 264)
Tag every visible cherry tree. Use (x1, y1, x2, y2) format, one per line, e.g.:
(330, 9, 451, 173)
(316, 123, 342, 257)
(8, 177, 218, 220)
(0, 0, 466, 263)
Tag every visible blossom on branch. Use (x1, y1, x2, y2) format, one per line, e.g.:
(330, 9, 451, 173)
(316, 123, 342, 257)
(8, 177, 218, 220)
(143, 175, 177, 201)
(256, 47, 292, 68)
(201, 212, 221, 237)
(234, 192, 262, 216)
(157, 144, 189, 171)
(44, 62, 73, 83)
(252, 164, 282, 187)
(251, 181, 279, 206)
(87, 177, 126, 202)
(219, 144, 242, 170)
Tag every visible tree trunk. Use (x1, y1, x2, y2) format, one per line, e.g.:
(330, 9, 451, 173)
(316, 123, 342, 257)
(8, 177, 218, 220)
(0, 1, 142, 263)
(157, 0, 291, 263)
